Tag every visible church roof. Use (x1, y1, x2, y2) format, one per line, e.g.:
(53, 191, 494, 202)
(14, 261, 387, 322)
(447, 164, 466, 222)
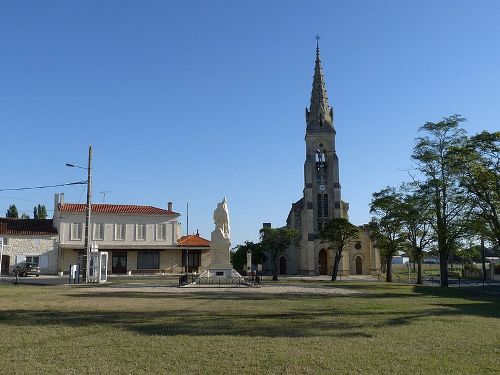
(307, 38, 334, 128)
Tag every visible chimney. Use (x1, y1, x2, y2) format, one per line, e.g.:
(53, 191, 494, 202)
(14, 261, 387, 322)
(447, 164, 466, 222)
(196, 229, 199, 236)
(263, 223, 272, 229)
(59, 193, 65, 206)
(54, 193, 59, 213)
(168, 202, 173, 212)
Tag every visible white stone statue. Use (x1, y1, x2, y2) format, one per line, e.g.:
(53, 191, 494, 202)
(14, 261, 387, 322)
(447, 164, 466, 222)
(213, 197, 230, 240)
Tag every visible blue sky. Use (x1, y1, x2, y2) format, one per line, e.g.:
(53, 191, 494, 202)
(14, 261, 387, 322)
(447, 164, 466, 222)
(1, 0, 499, 246)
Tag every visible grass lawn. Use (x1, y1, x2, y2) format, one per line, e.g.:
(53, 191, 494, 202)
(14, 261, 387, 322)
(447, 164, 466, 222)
(0, 280, 498, 374)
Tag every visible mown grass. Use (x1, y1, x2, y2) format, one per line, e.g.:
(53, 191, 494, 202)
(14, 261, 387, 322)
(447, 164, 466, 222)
(0, 281, 498, 374)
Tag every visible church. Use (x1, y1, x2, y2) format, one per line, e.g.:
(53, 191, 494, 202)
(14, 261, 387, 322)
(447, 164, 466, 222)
(279, 41, 381, 277)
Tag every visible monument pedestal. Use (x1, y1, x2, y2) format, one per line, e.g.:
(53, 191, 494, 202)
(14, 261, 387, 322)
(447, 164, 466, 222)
(205, 234, 242, 278)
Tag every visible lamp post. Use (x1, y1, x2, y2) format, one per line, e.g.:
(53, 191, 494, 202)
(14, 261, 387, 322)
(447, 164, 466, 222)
(66, 145, 92, 282)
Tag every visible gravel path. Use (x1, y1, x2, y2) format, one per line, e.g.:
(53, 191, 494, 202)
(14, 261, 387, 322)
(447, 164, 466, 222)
(82, 284, 362, 296)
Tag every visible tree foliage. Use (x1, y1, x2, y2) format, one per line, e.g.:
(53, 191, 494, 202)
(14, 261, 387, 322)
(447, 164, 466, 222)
(370, 187, 406, 282)
(231, 241, 266, 274)
(319, 218, 359, 281)
(33, 204, 48, 220)
(6, 204, 18, 218)
(399, 184, 434, 284)
(451, 130, 500, 246)
(260, 227, 297, 281)
(412, 115, 470, 287)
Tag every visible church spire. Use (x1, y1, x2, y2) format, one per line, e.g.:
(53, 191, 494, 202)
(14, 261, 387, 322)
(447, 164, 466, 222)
(306, 35, 333, 127)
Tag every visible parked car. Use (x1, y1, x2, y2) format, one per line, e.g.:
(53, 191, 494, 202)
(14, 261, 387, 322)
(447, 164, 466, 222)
(12, 262, 40, 277)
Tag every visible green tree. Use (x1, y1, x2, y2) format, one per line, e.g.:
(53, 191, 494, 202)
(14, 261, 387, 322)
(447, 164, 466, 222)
(260, 227, 297, 281)
(319, 218, 359, 281)
(370, 187, 406, 282)
(452, 131, 500, 246)
(33, 204, 48, 220)
(399, 185, 434, 284)
(6, 204, 18, 218)
(20, 213, 30, 219)
(412, 115, 469, 287)
(231, 241, 266, 274)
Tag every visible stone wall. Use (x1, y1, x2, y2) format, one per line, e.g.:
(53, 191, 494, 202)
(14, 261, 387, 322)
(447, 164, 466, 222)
(1, 236, 58, 274)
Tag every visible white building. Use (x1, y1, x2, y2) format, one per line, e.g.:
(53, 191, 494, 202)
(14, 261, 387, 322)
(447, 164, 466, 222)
(53, 193, 209, 274)
(0, 218, 58, 275)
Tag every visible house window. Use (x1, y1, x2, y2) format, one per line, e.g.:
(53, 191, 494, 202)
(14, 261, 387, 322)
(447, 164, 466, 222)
(156, 223, 167, 241)
(70, 223, 82, 240)
(182, 251, 201, 268)
(25, 256, 40, 266)
(115, 224, 126, 241)
(136, 224, 145, 241)
(137, 251, 159, 269)
(1, 238, 8, 245)
(93, 223, 105, 240)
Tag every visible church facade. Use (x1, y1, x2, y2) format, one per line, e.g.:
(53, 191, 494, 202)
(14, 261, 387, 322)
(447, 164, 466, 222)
(281, 43, 381, 277)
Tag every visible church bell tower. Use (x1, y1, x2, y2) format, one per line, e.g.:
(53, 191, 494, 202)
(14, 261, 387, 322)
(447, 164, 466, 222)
(303, 39, 343, 237)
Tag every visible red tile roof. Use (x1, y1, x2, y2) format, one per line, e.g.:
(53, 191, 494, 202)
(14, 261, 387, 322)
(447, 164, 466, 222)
(178, 234, 210, 247)
(58, 203, 179, 216)
(0, 218, 58, 236)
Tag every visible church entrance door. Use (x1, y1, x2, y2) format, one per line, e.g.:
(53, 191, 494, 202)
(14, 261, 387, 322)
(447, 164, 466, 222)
(279, 256, 287, 275)
(319, 249, 328, 275)
(355, 256, 363, 275)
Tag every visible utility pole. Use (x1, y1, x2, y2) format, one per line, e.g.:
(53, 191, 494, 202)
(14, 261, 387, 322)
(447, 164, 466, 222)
(0, 238, 4, 277)
(185, 202, 189, 273)
(83, 146, 92, 282)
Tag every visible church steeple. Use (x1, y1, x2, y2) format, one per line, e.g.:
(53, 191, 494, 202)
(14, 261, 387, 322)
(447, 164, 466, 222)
(306, 36, 333, 128)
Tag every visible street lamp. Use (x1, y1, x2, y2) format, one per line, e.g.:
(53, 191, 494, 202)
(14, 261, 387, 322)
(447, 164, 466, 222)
(66, 145, 92, 282)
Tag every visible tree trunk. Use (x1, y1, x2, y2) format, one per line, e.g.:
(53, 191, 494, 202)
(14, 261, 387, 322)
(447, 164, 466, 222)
(481, 236, 487, 281)
(439, 249, 448, 287)
(272, 256, 279, 281)
(437, 220, 449, 287)
(386, 255, 393, 282)
(417, 257, 423, 285)
(331, 253, 342, 281)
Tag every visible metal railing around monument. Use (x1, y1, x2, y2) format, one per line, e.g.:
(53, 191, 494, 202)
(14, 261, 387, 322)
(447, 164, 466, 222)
(178, 274, 261, 287)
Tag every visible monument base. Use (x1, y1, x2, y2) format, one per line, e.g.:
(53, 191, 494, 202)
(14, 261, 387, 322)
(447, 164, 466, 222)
(207, 268, 233, 277)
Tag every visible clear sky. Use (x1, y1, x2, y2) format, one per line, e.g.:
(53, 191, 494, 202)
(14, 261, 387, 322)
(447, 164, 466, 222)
(1, 0, 499, 247)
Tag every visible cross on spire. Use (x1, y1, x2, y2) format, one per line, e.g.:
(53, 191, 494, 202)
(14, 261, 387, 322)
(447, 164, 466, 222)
(307, 34, 333, 127)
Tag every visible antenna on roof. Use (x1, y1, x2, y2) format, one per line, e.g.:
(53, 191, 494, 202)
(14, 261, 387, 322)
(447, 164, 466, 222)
(100, 191, 111, 203)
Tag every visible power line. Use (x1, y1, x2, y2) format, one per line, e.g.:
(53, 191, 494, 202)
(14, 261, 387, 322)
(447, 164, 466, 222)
(0, 181, 87, 192)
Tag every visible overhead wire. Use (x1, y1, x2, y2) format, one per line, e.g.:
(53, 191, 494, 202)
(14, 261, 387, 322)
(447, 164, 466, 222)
(0, 181, 87, 192)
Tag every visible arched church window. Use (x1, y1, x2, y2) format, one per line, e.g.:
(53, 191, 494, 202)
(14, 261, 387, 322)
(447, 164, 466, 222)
(323, 194, 329, 217)
(316, 149, 327, 185)
(317, 194, 322, 218)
